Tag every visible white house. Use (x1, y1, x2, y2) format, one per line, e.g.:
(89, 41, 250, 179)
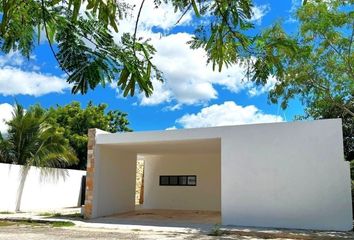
(83, 119, 352, 231)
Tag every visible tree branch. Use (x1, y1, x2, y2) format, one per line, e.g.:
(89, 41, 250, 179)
(40, 0, 70, 76)
(133, 0, 146, 53)
(347, 20, 354, 75)
(320, 31, 354, 79)
(175, 3, 192, 25)
(307, 77, 354, 117)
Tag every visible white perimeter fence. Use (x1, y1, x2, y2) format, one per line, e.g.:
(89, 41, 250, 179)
(0, 163, 86, 212)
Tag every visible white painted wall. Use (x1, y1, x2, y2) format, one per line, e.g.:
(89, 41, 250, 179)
(92, 145, 136, 218)
(93, 119, 352, 231)
(221, 120, 352, 231)
(0, 163, 85, 212)
(142, 153, 220, 211)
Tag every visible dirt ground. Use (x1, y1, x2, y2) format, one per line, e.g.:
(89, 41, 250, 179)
(0, 222, 354, 240)
(0, 224, 243, 240)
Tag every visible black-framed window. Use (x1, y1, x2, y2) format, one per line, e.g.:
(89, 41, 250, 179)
(159, 175, 197, 186)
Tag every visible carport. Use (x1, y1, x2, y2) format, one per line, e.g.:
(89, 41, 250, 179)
(85, 130, 221, 224)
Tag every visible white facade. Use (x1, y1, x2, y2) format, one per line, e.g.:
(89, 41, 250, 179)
(89, 119, 352, 231)
(0, 163, 85, 212)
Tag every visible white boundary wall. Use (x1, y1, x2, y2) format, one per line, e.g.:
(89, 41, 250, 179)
(0, 163, 85, 212)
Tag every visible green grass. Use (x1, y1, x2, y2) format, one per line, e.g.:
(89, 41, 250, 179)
(0, 219, 75, 228)
(62, 213, 83, 219)
(38, 212, 55, 217)
(39, 212, 83, 219)
(50, 221, 75, 227)
(0, 211, 14, 214)
(208, 224, 229, 236)
(38, 212, 63, 217)
(0, 221, 16, 227)
(0, 219, 40, 227)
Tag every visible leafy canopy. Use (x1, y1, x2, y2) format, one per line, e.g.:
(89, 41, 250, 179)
(0, 103, 78, 168)
(0, 101, 131, 169)
(247, 0, 353, 162)
(47, 101, 131, 169)
(0, 0, 279, 98)
(251, 0, 354, 117)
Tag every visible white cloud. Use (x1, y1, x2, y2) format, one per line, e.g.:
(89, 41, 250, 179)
(138, 32, 249, 106)
(251, 4, 270, 24)
(177, 101, 283, 128)
(111, 1, 275, 107)
(0, 52, 25, 67)
(0, 67, 69, 96)
(139, 79, 173, 105)
(165, 126, 177, 130)
(117, 0, 193, 37)
(133, 0, 192, 31)
(0, 103, 13, 134)
(247, 75, 278, 97)
(138, 33, 275, 106)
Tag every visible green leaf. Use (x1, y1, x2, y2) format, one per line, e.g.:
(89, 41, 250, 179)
(118, 67, 129, 87)
(191, 0, 201, 18)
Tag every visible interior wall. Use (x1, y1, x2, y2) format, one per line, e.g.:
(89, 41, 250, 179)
(221, 120, 352, 231)
(142, 153, 220, 211)
(92, 145, 136, 218)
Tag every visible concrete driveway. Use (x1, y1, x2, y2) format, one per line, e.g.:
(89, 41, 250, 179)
(0, 209, 353, 240)
(1, 223, 354, 240)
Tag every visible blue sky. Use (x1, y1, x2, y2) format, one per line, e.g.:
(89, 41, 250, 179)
(0, 0, 305, 132)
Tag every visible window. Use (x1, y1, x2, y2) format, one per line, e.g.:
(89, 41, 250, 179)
(159, 175, 197, 186)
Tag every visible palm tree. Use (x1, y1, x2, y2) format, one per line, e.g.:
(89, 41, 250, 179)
(0, 103, 78, 211)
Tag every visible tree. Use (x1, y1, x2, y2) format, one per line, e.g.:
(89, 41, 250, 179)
(48, 101, 131, 169)
(249, 0, 353, 116)
(0, 133, 12, 163)
(0, 103, 77, 167)
(244, 0, 353, 163)
(0, 0, 273, 98)
(0, 103, 78, 211)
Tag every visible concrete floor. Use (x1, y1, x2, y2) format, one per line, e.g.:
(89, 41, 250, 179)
(111, 209, 220, 223)
(90, 209, 221, 229)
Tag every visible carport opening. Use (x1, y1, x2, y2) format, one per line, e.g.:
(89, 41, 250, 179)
(131, 138, 221, 225)
(96, 138, 221, 225)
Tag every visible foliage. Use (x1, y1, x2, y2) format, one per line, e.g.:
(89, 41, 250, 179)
(0, 102, 131, 170)
(0, 103, 77, 168)
(48, 101, 131, 169)
(250, 0, 353, 117)
(247, 0, 354, 165)
(188, 0, 253, 71)
(0, 0, 162, 97)
(208, 224, 228, 236)
(0, 133, 12, 163)
(0, 0, 275, 98)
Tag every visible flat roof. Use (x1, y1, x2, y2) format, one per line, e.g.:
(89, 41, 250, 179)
(95, 119, 340, 145)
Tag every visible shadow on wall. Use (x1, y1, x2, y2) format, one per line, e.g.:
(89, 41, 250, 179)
(15, 166, 69, 212)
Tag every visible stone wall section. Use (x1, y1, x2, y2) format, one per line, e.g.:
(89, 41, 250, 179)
(84, 128, 96, 219)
